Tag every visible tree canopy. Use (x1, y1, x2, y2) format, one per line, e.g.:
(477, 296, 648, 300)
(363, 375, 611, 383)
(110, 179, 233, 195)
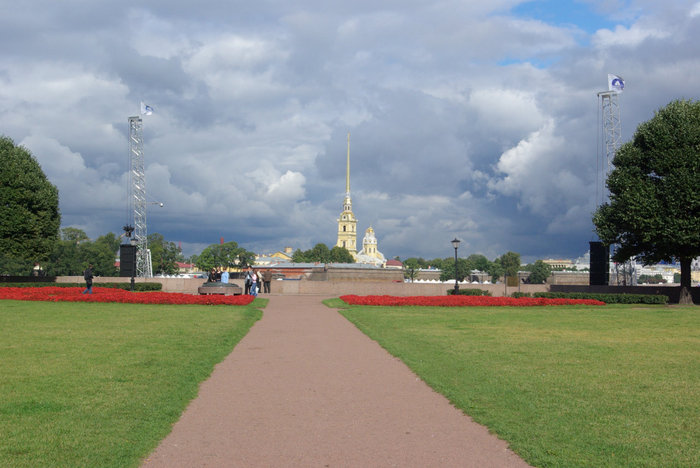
(0, 137, 61, 274)
(292, 243, 355, 263)
(526, 259, 552, 284)
(593, 99, 700, 303)
(439, 257, 471, 282)
(148, 233, 184, 275)
(497, 251, 521, 279)
(46, 228, 120, 276)
(194, 241, 256, 272)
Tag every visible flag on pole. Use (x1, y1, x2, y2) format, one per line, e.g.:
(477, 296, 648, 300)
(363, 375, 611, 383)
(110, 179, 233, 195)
(608, 74, 624, 93)
(140, 102, 154, 115)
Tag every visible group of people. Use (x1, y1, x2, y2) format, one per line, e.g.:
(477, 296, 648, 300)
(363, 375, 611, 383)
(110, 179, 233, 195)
(244, 267, 272, 296)
(206, 266, 272, 296)
(207, 267, 230, 283)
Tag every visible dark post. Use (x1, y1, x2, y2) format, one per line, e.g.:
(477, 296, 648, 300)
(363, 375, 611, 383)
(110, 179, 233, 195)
(451, 238, 461, 295)
(589, 241, 610, 285)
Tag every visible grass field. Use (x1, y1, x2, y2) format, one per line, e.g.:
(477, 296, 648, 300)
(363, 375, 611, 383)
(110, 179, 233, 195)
(332, 301, 699, 468)
(0, 299, 264, 468)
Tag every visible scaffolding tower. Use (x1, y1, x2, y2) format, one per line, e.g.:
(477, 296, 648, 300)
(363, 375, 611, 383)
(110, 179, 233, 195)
(597, 90, 621, 204)
(128, 116, 152, 278)
(598, 88, 635, 285)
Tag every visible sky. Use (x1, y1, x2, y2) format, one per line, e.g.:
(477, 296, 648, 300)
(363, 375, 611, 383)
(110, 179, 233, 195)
(1, 0, 699, 262)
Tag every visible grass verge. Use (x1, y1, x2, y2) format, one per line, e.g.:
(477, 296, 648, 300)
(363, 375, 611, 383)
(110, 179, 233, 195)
(0, 299, 263, 468)
(334, 302, 699, 467)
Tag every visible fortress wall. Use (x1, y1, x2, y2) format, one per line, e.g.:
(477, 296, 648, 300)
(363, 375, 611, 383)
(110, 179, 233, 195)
(57, 276, 549, 297)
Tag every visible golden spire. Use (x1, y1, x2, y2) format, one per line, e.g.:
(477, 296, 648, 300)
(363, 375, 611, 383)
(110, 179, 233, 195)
(346, 132, 351, 195)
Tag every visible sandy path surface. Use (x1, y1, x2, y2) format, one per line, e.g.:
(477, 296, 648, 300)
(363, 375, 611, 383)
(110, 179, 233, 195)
(141, 295, 531, 468)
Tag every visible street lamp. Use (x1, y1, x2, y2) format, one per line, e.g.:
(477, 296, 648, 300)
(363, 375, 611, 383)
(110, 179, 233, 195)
(451, 238, 461, 295)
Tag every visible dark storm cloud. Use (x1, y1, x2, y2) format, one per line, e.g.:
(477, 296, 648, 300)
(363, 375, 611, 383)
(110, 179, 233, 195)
(2, 0, 699, 261)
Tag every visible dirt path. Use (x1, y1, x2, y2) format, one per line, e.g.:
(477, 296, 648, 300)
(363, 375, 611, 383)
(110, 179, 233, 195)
(141, 295, 531, 467)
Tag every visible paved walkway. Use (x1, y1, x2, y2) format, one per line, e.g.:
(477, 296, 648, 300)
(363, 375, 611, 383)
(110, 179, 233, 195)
(141, 296, 531, 467)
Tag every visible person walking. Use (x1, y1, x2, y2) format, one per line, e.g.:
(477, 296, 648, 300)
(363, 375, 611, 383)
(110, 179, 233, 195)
(262, 269, 272, 293)
(82, 264, 94, 294)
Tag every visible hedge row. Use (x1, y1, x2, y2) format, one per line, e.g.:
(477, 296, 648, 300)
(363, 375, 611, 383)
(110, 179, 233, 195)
(447, 288, 493, 296)
(514, 291, 668, 304)
(0, 282, 162, 292)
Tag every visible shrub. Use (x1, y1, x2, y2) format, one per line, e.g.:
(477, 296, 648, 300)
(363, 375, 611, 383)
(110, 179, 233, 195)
(512, 292, 532, 298)
(533, 292, 667, 304)
(447, 288, 493, 296)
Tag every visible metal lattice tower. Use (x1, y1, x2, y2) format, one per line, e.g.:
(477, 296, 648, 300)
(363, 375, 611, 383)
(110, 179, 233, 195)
(597, 91, 621, 203)
(128, 116, 152, 278)
(598, 89, 635, 285)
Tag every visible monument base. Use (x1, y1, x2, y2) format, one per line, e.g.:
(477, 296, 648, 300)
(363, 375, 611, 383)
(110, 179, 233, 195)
(197, 282, 243, 296)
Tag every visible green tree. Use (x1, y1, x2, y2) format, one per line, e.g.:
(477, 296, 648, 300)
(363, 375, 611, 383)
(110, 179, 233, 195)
(148, 233, 183, 275)
(593, 99, 700, 304)
(291, 243, 336, 263)
(487, 261, 504, 283)
(439, 258, 471, 282)
(291, 248, 307, 263)
(309, 243, 331, 263)
(46, 229, 120, 276)
(329, 245, 355, 263)
(466, 254, 491, 272)
(82, 233, 120, 277)
(61, 227, 89, 243)
(426, 257, 446, 270)
(638, 274, 667, 285)
(46, 228, 86, 275)
(0, 137, 60, 274)
(403, 258, 421, 282)
(498, 251, 521, 278)
(527, 259, 552, 284)
(404, 257, 429, 269)
(195, 241, 255, 272)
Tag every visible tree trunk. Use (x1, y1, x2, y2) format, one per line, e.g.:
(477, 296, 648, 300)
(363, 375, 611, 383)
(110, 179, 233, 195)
(678, 257, 694, 305)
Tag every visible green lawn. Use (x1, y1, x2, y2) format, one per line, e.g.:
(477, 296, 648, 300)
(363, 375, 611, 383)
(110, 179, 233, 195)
(0, 299, 263, 468)
(332, 301, 699, 468)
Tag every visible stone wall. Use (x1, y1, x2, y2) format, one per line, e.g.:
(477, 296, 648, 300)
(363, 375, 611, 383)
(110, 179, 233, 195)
(547, 271, 590, 285)
(59, 276, 697, 302)
(57, 276, 549, 297)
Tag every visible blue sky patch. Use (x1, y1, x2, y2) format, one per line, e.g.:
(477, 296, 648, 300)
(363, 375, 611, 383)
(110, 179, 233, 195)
(511, 0, 620, 33)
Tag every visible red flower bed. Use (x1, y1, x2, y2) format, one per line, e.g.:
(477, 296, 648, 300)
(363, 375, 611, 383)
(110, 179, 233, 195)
(0, 287, 255, 306)
(340, 295, 605, 307)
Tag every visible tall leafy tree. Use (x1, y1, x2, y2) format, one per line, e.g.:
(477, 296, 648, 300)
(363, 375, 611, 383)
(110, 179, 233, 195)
(148, 233, 183, 275)
(487, 260, 504, 283)
(0, 137, 60, 274)
(329, 245, 355, 263)
(527, 260, 552, 284)
(195, 241, 255, 272)
(498, 251, 521, 278)
(291, 243, 345, 263)
(593, 99, 700, 304)
(81, 233, 120, 277)
(403, 257, 429, 269)
(403, 258, 421, 282)
(439, 258, 471, 282)
(466, 254, 491, 272)
(46, 228, 120, 276)
(46, 228, 86, 275)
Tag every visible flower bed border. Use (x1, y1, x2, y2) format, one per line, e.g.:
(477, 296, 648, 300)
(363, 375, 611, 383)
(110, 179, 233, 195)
(0, 287, 255, 306)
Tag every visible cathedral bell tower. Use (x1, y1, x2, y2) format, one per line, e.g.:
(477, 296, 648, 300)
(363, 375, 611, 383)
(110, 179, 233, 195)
(337, 133, 357, 254)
